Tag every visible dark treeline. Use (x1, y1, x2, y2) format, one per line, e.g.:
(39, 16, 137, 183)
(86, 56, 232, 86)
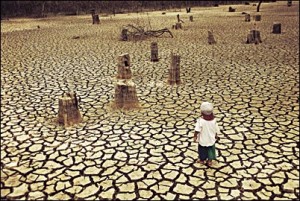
(1, 1, 268, 18)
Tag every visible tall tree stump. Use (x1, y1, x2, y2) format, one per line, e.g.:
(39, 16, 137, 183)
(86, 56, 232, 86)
(246, 30, 262, 44)
(254, 15, 261, 21)
(189, 16, 193, 22)
(168, 53, 181, 85)
(121, 29, 128, 41)
(114, 80, 139, 110)
(58, 92, 82, 127)
(151, 42, 159, 62)
(92, 14, 100, 24)
(208, 31, 216, 44)
(287, 0, 292, 6)
(272, 22, 281, 34)
(117, 53, 132, 79)
(245, 14, 251, 22)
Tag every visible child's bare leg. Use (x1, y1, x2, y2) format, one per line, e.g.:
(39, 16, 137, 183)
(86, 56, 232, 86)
(207, 160, 212, 166)
(197, 159, 206, 164)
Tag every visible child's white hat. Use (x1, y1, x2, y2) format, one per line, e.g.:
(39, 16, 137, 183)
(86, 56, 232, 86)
(200, 102, 213, 115)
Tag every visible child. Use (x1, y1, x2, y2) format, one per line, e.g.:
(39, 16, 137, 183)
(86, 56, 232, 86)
(194, 102, 220, 166)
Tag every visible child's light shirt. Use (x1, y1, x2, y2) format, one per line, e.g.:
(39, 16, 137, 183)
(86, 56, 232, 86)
(195, 118, 220, 146)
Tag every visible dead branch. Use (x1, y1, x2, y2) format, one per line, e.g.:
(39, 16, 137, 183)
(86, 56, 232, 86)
(121, 24, 173, 41)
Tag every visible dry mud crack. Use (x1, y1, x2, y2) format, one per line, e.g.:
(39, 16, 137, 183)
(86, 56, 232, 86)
(1, 1, 299, 200)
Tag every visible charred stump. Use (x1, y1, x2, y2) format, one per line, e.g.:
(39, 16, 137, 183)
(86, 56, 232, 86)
(168, 53, 181, 85)
(208, 31, 216, 44)
(246, 30, 262, 44)
(121, 28, 128, 41)
(58, 92, 82, 127)
(173, 23, 182, 30)
(272, 22, 281, 34)
(186, 7, 191, 13)
(288, 0, 292, 6)
(117, 53, 132, 79)
(245, 14, 251, 22)
(254, 15, 261, 21)
(151, 42, 159, 62)
(229, 7, 236, 12)
(92, 14, 100, 24)
(189, 16, 194, 22)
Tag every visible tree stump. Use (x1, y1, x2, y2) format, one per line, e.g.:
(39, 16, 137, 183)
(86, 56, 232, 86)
(229, 7, 236, 12)
(114, 80, 139, 110)
(254, 15, 261, 21)
(58, 92, 82, 127)
(245, 14, 251, 22)
(117, 53, 132, 79)
(175, 23, 182, 29)
(168, 53, 181, 85)
(92, 14, 100, 24)
(189, 16, 193, 22)
(208, 31, 216, 44)
(151, 42, 159, 62)
(272, 22, 281, 34)
(287, 0, 292, 6)
(246, 30, 262, 44)
(186, 7, 191, 13)
(121, 29, 128, 41)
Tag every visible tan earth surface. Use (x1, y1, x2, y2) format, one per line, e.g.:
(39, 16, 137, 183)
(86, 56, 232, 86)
(1, 1, 299, 200)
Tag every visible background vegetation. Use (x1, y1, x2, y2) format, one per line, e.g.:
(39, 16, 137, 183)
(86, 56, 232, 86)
(1, 1, 270, 18)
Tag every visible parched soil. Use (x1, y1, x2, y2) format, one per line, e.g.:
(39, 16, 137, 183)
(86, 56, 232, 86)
(1, 1, 299, 200)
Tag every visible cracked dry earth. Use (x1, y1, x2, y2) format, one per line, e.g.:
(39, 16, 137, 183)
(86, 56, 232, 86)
(1, 1, 299, 200)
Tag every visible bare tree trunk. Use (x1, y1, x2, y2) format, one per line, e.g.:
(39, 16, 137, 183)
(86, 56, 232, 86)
(257, 0, 263, 12)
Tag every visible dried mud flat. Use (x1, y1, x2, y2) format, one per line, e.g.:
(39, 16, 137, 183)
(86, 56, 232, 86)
(1, 1, 299, 200)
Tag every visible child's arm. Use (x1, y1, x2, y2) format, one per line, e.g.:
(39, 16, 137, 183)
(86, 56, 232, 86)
(194, 131, 199, 142)
(215, 121, 221, 141)
(194, 118, 202, 142)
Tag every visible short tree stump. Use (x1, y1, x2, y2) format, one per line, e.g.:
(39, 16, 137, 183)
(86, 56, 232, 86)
(208, 31, 216, 44)
(151, 42, 159, 62)
(245, 14, 251, 22)
(254, 15, 261, 21)
(246, 29, 262, 44)
(58, 92, 82, 127)
(92, 14, 100, 24)
(272, 22, 281, 34)
(114, 80, 139, 110)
